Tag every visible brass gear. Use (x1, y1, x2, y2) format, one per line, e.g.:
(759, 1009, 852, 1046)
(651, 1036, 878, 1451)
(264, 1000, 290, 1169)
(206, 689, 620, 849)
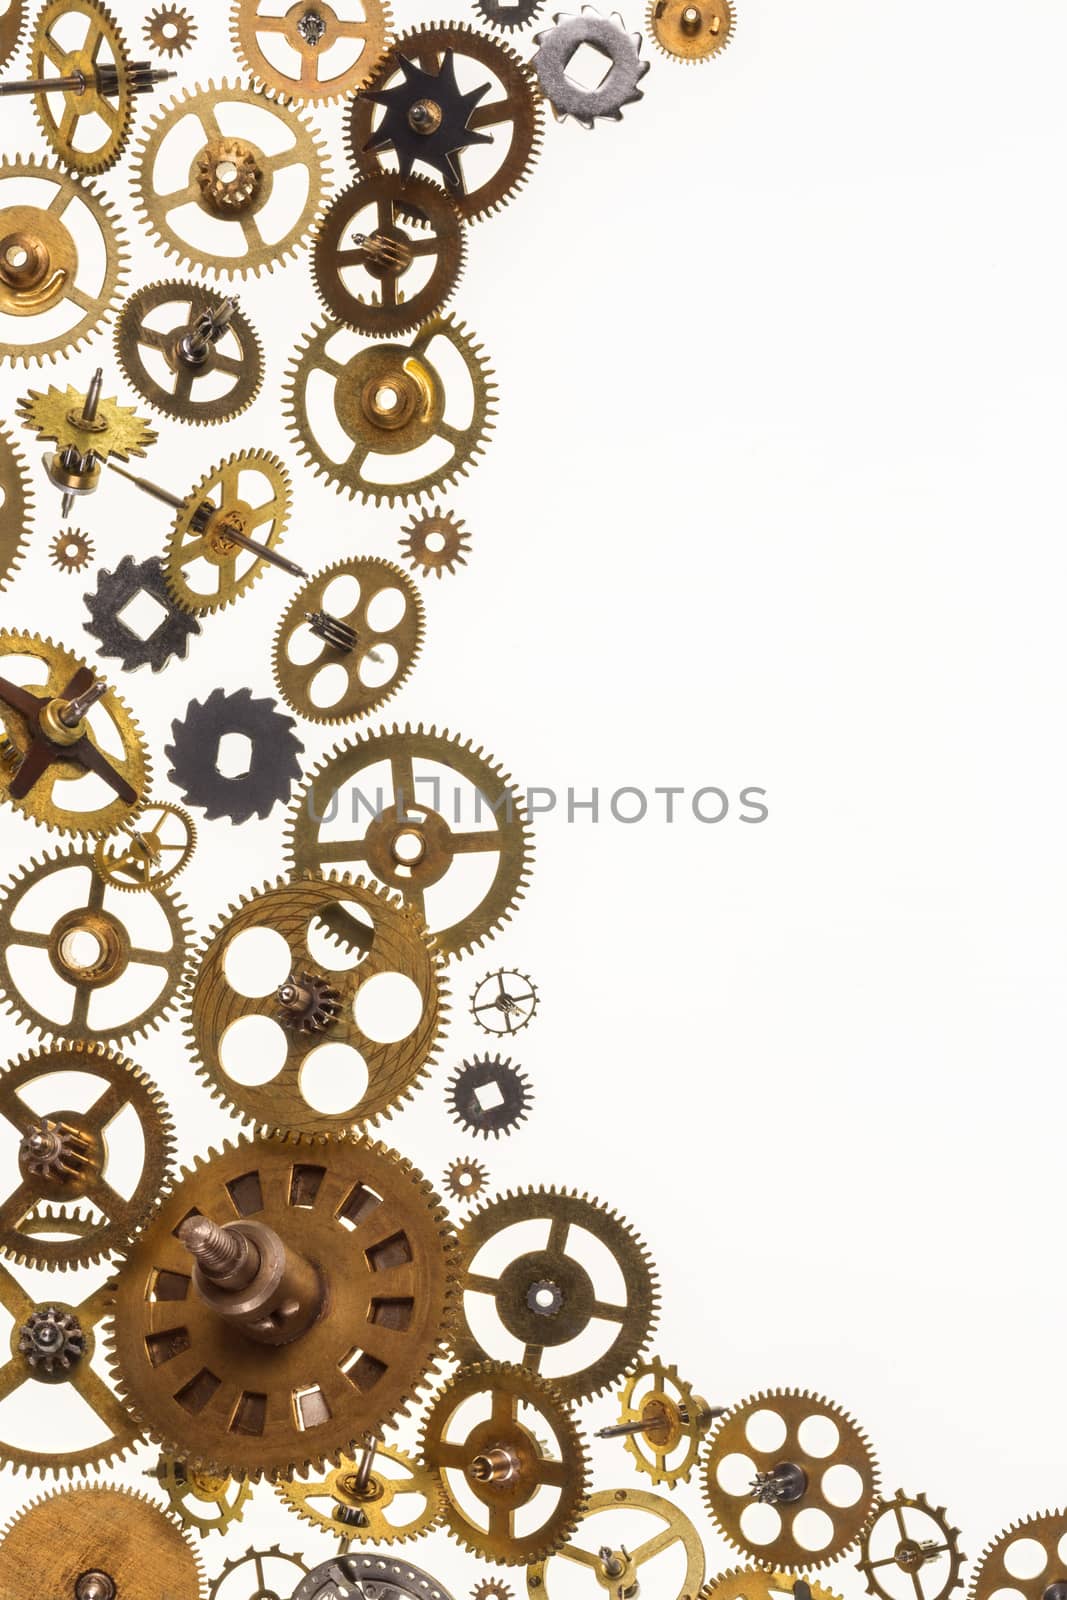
(613, 1358, 715, 1488)
(857, 1492, 965, 1600)
(285, 723, 532, 959)
(647, 0, 734, 60)
(107, 1130, 458, 1479)
(0, 1487, 203, 1600)
(164, 450, 292, 614)
(29, 0, 135, 174)
(0, 426, 32, 590)
(526, 1487, 705, 1598)
(399, 505, 471, 578)
(451, 1186, 658, 1401)
(115, 280, 264, 424)
(0, 1041, 174, 1271)
(232, 0, 393, 102)
(0, 0, 25, 71)
(702, 1569, 846, 1600)
(0, 844, 192, 1043)
(272, 556, 425, 725)
(421, 1361, 590, 1565)
(49, 527, 93, 573)
(312, 173, 465, 338)
(474, 1584, 514, 1600)
(970, 1510, 1067, 1600)
(277, 1437, 445, 1542)
(184, 870, 447, 1133)
(444, 1155, 488, 1203)
(0, 155, 128, 365)
(346, 23, 544, 223)
(209, 1547, 309, 1600)
(145, 4, 196, 55)
(151, 1455, 253, 1537)
(284, 313, 496, 505)
(703, 1389, 881, 1570)
(470, 968, 537, 1035)
(93, 800, 197, 892)
(132, 78, 331, 278)
(18, 381, 157, 461)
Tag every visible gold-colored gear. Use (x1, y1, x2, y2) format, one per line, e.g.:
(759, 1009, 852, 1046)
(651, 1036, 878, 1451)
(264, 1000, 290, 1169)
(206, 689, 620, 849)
(277, 1437, 445, 1542)
(399, 505, 471, 578)
(527, 1487, 705, 1598)
(209, 1547, 309, 1600)
(452, 1186, 658, 1402)
(702, 1567, 846, 1600)
(0, 1041, 174, 1271)
(421, 1361, 590, 1565)
(232, 0, 393, 103)
(0, 0, 26, 72)
(703, 1389, 880, 1570)
(0, 427, 32, 590)
(272, 557, 425, 725)
(0, 844, 192, 1043)
(0, 155, 128, 364)
(613, 1358, 715, 1488)
(647, 0, 734, 60)
(475, 1583, 514, 1600)
(145, 3, 196, 56)
(115, 280, 264, 425)
(970, 1509, 1067, 1600)
(49, 527, 93, 573)
(107, 1130, 458, 1479)
(185, 870, 447, 1134)
(285, 723, 532, 959)
(444, 1155, 488, 1203)
(93, 800, 197, 892)
(857, 1492, 965, 1600)
(0, 1487, 203, 1600)
(29, 0, 135, 174)
(18, 381, 157, 461)
(151, 1456, 253, 1538)
(164, 450, 291, 614)
(283, 313, 496, 505)
(347, 22, 544, 223)
(132, 78, 331, 278)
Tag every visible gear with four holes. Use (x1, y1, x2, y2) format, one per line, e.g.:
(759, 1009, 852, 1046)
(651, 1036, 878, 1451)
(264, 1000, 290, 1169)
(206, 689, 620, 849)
(444, 1155, 489, 1202)
(49, 527, 93, 573)
(858, 1491, 965, 1600)
(164, 449, 292, 614)
(145, 4, 196, 56)
(470, 968, 538, 1034)
(399, 505, 472, 578)
(115, 280, 264, 424)
(446, 1054, 532, 1138)
(165, 686, 304, 823)
(93, 800, 196, 892)
(970, 1510, 1067, 1600)
(277, 1437, 446, 1543)
(84, 555, 201, 673)
(527, 1486, 706, 1598)
(0, 1486, 203, 1600)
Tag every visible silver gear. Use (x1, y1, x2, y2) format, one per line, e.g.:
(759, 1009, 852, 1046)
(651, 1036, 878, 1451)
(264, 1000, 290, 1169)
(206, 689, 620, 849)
(532, 7, 649, 126)
(291, 1553, 456, 1600)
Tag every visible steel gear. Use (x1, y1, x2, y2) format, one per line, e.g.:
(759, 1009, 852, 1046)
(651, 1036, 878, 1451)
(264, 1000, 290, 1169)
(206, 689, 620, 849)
(17, 381, 156, 464)
(446, 1054, 532, 1137)
(473, 0, 545, 32)
(93, 800, 197, 892)
(610, 1358, 715, 1488)
(858, 1492, 965, 1600)
(527, 1487, 705, 1598)
(648, 0, 733, 60)
(232, 0, 393, 102)
(132, 78, 331, 278)
(29, 0, 138, 175)
(164, 450, 292, 614)
(0, 155, 128, 365)
(0, 0, 25, 71)
(209, 1547, 309, 1600)
(444, 1155, 489, 1202)
(49, 528, 93, 572)
(0, 1487, 203, 1600)
(165, 687, 304, 823)
(970, 1510, 1067, 1600)
(149, 1455, 253, 1538)
(0, 427, 32, 589)
(284, 314, 496, 505)
(0, 1041, 174, 1271)
(347, 23, 543, 222)
(272, 557, 425, 725)
(471, 968, 537, 1034)
(703, 1389, 881, 1569)
(115, 281, 264, 424)
(107, 1130, 458, 1479)
(286, 723, 532, 958)
(532, 9, 649, 127)
(292, 1554, 455, 1600)
(0, 844, 192, 1044)
(84, 555, 202, 673)
(277, 1436, 446, 1542)
(185, 870, 446, 1133)
(17, 1304, 86, 1372)
(702, 1569, 847, 1600)
(399, 505, 471, 578)
(421, 1360, 589, 1565)
(452, 1186, 658, 1401)
(145, 3, 196, 55)
(312, 172, 465, 338)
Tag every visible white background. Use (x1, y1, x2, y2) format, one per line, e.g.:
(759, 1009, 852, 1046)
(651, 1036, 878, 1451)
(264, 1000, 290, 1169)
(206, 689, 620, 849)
(0, 0, 1065, 1592)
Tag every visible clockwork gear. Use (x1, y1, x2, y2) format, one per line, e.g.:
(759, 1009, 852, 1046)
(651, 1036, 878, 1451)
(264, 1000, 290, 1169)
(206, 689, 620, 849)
(399, 505, 471, 578)
(604, 1357, 715, 1488)
(49, 527, 93, 573)
(473, 0, 545, 31)
(164, 450, 292, 615)
(648, 0, 733, 60)
(0, 0, 25, 70)
(145, 3, 196, 56)
(0, 1486, 203, 1600)
(150, 1455, 252, 1538)
(532, 9, 650, 127)
(970, 1510, 1067, 1600)
(18, 378, 156, 467)
(527, 1487, 706, 1599)
(703, 1570, 847, 1600)
(115, 282, 264, 424)
(209, 1547, 309, 1600)
(446, 1055, 532, 1139)
(84, 555, 201, 673)
(473, 1582, 514, 1600)
(470, 968, 538, 1035)
(277, 1435, 445, 1543)
(232, 0, 393, 102)
(444, 1154, 489, 1202)
(93, 800, 197, 892)
(165, 687, 304, 823)
(857, 1492, 965, 1600)
(293, 1554, 454, 1600)
(0, 427, 32, 589)
(27, 0, 151, 175)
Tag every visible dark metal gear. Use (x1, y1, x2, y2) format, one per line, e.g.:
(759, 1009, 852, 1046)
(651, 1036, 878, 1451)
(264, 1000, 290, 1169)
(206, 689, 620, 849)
(165, 686, 304, 824)
(473, 0, 545, 30)
(361, 45, 494, 192)
(447, 1055, 532, 1139)
(470, 968, 537, 1035)
(275, 970, 343, 1034)
(83, 555, 201, 674)
(532, 9, 649, 127)
(17, 1304, 86, 1372)
(292, 1554, 455, 1600)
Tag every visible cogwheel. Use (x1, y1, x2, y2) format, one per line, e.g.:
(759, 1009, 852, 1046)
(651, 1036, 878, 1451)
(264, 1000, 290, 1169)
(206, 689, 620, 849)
(29, 0, 136, 175)
(970, 1509, 1067, 1600)
(166, 687, 304, 823)
(231, 0, 394, 103)
(446, 1055, 532, 1138)
(470, 968, 537, 1034)
(115, 280, 264, 425)
(0, 427, 33, 589)
(164, 450, 292, 614)
(49, 528, 93, 573)
(399, 505, 471, 578)
(533, 10, 649, 128)
(0, 1486, 204, 1600)
(293, 1555, 455, 1600)
(150, 1455, 252, 1538)
(84, 555, 201, 673)
(93, 800, 196, 892)
(277, 1437, 445, 1543)
(858, 1491, 965, 1600)
(648, 0, 734, 59)
(0, 0, 26, 72)
(283, 314, 496, 505)
(528, 1487, 705, 1597)
(472, 1582, 514, 1600)
(209, 1546, 309, 1600)
(444, 1155, 489, 1203)
(17, 383, 157, 462)
(145, 3, 196, 55)
(473, 0, 544, 31)
(702, 1569, 847, 1600)
(611, 1357, 716, 1489)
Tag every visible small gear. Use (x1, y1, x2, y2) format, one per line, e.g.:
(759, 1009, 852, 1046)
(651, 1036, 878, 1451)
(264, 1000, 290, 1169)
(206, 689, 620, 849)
(527, 1487, 706, 1598)
(970, 1510, 1067, 1600)
(0, 1487, 203, 1600)
(93, 800, 197, 892)
(209, 1547, 309, 1600)
(277, 1437, 445, 1543)
(470, 968, 537, 1034)
(232, 0, 394, 102)
(0, 0, 26, 71)
(858, 1492, 965, 1600)
(473, 0, 545, 31)
(16, 1305, 86, 1372)
(611, 1357, 716, 1488)
(18, 381, 157, 464)
(164, 450, 292, 614)
(84, 554, 201, 673)
(292, 1555, 455, 1600)
(275, 969, 343, 1034)
(50, 527, 93, 573)
(165, 686, 304, 823)
(0, 427, 32, 588)
(447, 1055, 532, 1138)
(145, 3, 196, 55)
(115, 281, 264, 424)
(29, 0, 139, 175)
(648, 0, 733, 59)
(472, 1582, 514, 1600)
(444, 1155, 489, 1202)
(399, 505, 471, 578)
(150, 1456, 253, 1538)
(703, 1569, 847, 1600)
(532, 9, 650, 127)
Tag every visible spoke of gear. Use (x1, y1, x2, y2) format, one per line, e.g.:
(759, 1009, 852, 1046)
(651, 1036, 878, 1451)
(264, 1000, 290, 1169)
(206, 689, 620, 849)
(0, 1486, 203, 1600)
(115, 281, 264, 424)
(145, 3, 196, 55)
(164, 450, 292, 613)
(166, 687, 304, 823)
(92, 799, 197, 892)
(399, 505, 471, 578)
(527, 1487, 705, 1598)
(84, 555, 201, 673)
(49, 528, 93, 573)
(446, 1055, 532, 1139)
(858, 1491, 965, 1600)
(232, 0, 394, 102)
(29, 0, 138, 175)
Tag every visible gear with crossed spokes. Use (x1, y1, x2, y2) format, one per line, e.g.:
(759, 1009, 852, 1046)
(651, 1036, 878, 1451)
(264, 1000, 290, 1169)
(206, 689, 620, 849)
(115, 280, 264, 424)
(232, 0, 393, 102)
(29, 0, 139, 175)
(164, 450, 292, 614)
(277, 1435, 445, 1543)
(858, 1491, 965, 1600)
(527, 1487, 706, 1599)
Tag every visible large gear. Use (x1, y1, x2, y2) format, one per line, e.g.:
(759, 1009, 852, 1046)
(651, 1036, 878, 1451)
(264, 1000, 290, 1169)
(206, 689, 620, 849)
(115, 281, 264, 424)
(283, 314, 496, 505)
(0, 0, 25, 70)
(0, 427, 32, 591)
(232, 0, 393, 102)
(526, 1487, 706, 1598)
(857, 1491, 965, 1600)
(164, 450, 292, 614)
(93, 800, 197, 892)
(28, 0, 137, 175)
(399, 505, 471, 578)
(84, 555, 202, 673)
(702, 1569, 847, 1600)
(648, 0, 734, 59)
(611, 1358, 715, 1488)
(107, 1130, 458, 1479)
(292, 1554, 455, 1600)
(969, 1510, 1067, 1600)
(446, 1054, 533, 1138)
(0, 1486, 203, 1600)
(145, 3, 196, 56)
(165, 687, 304, 823)
(277, 1437, 446, 1542)
(451, 1186, 658, 1401)
(532, 9, 650, 127)
(150, 1455, 252, 1538)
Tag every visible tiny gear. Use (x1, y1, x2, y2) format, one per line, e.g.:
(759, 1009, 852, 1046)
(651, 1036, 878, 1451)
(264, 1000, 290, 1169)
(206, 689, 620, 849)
(470, 968, 538, 1034)
(0, 428, 32, 590)
(232, 0, 394, 103)
(648, 0, 733, 60)
(446, 1055, 532, 1139)
(970, 1510, 1067, 1600)
(399, 505, 471, 578)
(276, 1437, 445, 1543)
(611, 1357, 716, 1488)
(165, 687, 304, 823)
(292, 1555, 455, 1600)
(93, 800, 197, 892)
(444, 1155, 489, 1202)
(145, 3, 196, 55)
(532, 8, 650, 127)
(857, 1491, 965, 1600)
(115, 281, 264, 424)
(50, 528, 94, 573)
(0, 1487, 204, 1600)
(527, 1487, 705, 1599)
(17, 1305, 86, 1372)
(149, 1456, 252, 1538)
(84, 555, 201, 673)
(472, 1583, 514, 1600)
(208, 1547, 309, 1600)
(473, 0, 545, 31)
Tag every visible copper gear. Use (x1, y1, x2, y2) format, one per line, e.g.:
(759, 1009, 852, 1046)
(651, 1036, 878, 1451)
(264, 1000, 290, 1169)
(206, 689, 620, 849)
(527, 1486, 705, 1598)
(145, 4, 197, 55)
(0, 1041, 174, 1271)
(18, 381, 157, 461)
(49, 527, 93, 573)
(0, 155, 128, 364)
(272, 556, 425, 725)
(444, 1155, 488, 1202)
(115, 280, 264, 425)
(703, 1389, 881, 1569)
(857, 1492, 965, 1600)
(702, 1569, 847, 1600)
(283, 313, 496, 505)
(185, 870, 447, 1133)
(648, 0, 734, 60)
(0, 427, 33, 590)
(0, 0, 25, 71)
(151, 1455, 252, 1537)
(347, 22, 544, 223)
(399, 505, 471, 578)
(970, 1510, 1067, 1600)
(613, 1357, 715, 1488)
(0, 844, 192, 1044)
(93, 800, 197, 892)
(312, 173, 465, 338)
(132, 78, 331, 278)
(165, 450, 292, 614)
(451, 1186, 658, 1401)
(29, 0, 135, 175)
(420, 1360, 590, 1565)
(277, 1438, 445, 1542)
(232, 0, 393, 103)
(0, 1487, 203, 1600)
(285, 723, 533, 959)
(107, 1130, 458, 1479)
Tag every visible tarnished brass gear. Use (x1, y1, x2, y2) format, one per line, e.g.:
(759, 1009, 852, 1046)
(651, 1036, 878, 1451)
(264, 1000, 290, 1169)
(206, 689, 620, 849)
(210, 1547, 309, 1600)
(115, 280, 264, 425)
(475, 1583, 514, 1600)
(452, 1186, 658, 1401)
(49, 527, 93, 573)
(0, 427, 32, 591)
(0, 844, 192, 1044)
(30, 0, 135, 174)
(185, 871, 447, 1133)
(703, 1389, 880, 1569)
(107, 1130, 458, 1479)
(347, 23, 544, 223)
(18, 382, 157, 461)
(151, 1455, 253, 1537)
(614, 1358, 714, 1488)
(0, 1487, 203, 1600)
(286, 723, 532, 959)
(444, 1155, 488, 1203)
(0, 0, 25, 72)
(277, 1438, 445, 1542)
(132, 78, 331, 278)
(272, 556, 424, 725)
(399, 505, 471, 578)
(93, 800, 197, 892)
(648, 0, 733, 60)
(232, 0, 393, 103)
(702, 1568, 846, 1600)
(312, 173, 465, 338)
(858, 1492, 965, 1600)
(284, 314, 496, 505)
(970, 1510, 1067, 1600)
(164, 450, 291, 614)
(527, 1487, 705, 1598)
(145, 4, 196, 56)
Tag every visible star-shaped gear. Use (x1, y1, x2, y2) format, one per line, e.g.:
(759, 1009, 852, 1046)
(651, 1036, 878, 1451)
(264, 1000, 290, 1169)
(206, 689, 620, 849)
(363, 50, 494, 192)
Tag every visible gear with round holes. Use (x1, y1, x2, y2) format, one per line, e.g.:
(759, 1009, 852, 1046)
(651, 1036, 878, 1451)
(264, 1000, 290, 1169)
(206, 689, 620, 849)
(208, 1546, 309, 1600)
(857, 1492, 965, 1600)
(164, 450, 292, 615)
(470, 968, 537, 1035)
(399, 505, 471, 578)
(446, 1055, 532, 1139)
(93, 800, 196, 893)
(277, 1438, 445, 1543)
(29, 0, 139, 175)
(0, 428, 32, 589)
(145, 3, 196, 55)
(84, 555, 202, 673)
(292, 1554, 455, 1600)
(648, 0, 733, 60)
(970, 1510, 1067, 1600)
(533, 9, 650, 128)
(612, 1357, 715, 1488)
(0, 1486, 203, 1600)
(232, 0, 393, 103)
(702, 1569, 847, 1600)
(150, 1455, 252, 1538)
(165, 687, 304, 823)
(527, 1487, 705, 1599)
(473, 0, 545, 32)
(49, 528, 93, 573)
(115, 280, 264, 424)
(444, 1155, 489, 1202)
(0, 1, 25, 71)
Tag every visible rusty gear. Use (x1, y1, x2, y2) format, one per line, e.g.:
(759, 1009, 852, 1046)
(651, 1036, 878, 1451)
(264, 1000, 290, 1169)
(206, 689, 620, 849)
(49, 528, 93, 572)
(277, 1438, 445, 1543)
(648, 0, 734, 60)
(0, 1487, 203, 1600)
(527, 1487, 705, 1598)
(858, 1492, 965, 1600)
(145, 4, 196, 55)
(970, 1510, 1067, 1600)
(399, 505, 471, 578)
(232, 0, 393, 102)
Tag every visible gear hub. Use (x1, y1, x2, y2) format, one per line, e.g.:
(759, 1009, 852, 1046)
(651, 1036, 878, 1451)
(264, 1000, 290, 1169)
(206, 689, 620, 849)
(274, 971, 343, 1034)
(17, 1306, 87, 1373)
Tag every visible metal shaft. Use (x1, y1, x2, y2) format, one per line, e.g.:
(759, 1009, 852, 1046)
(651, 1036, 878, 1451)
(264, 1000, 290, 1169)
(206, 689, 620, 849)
(354, 1436, 379, 1495)
(80, 367, 103, 426)
(221, 524, 307, 578)
(59, 680, 108, 726)
(105, 458, 188, 510)
(596, 1418, 657, 1439)
(182, 297, 239, 361)
(179, 1215, 260, 1290)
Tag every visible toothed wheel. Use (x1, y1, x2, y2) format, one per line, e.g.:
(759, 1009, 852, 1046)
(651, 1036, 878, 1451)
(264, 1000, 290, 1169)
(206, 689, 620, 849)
(208, 1546, 309, 1600)
(163, 450, 292, 614)
(292, 1554, 455, 1600)
(647, 0, 734, 60)
(145, 3, 196, 55)
(84, 556, 201, 673)
(151, 1456, 252, 1538)
(93, 800, 196, 892)
(473, 0, 545, 32)
(0, 428, 32, 589)
(0, 0, 25, 72)
(527, 1487, 705, 1598)
(472, 1581, 514, 1600)
(29, 0, 137, 174)
(702, 1569, 848, 1600)
(49, 528, 93, 573)
(277, 1439, 446, 1543)
(612, 1357, 715, 1488)
(165, 688, 304, 824)
(470, 968, 537, 1035)
(444, 1155, 489, 1202)
(232, 0, 394, 103)
(858, 1492, 965, 1600)
(970, 1510, 1067, 1600)
(446, 1055, 532, 1139)
(399, 505, 471, 578)
(532, 10, 650, 128)
(0, 1486, 203, 1600)
(115, 280, 264, 424)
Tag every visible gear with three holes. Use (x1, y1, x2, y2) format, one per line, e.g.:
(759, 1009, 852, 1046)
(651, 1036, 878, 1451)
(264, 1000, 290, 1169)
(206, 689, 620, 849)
(165, 687, 304, 824)
(232, 0, 394, 103)
(49, 528, 93, 573)
(969, 1509, 1067, 1600)
(277, 1438, 446, 1543)
(84, 555, 201, 673)
(444, 1155, 489, 1202)
(145, 3, 196, 55)
(164, 449, 292, 615)
(292, 1554, 455, 1600)
(858, 1491, 965, 1600)
(0, 428, 32, 589)
(93, 800, 196, 892)
(446, 1055, 532, 1138)
(149, 1455, 253, 1538)
(28, 0, 140, 176)
(527, 1487, 706, 1598)
(648, 0, 733, 60)
(702, 1569, 847, 1600)
(399, 505, 471, 578)
(0, 1486, 203, 1600)
(115, 280, 264, 424)
(532, 8, 650, 127)
(470, 968, 537, 1034)
(612, 1357, 716, 1488)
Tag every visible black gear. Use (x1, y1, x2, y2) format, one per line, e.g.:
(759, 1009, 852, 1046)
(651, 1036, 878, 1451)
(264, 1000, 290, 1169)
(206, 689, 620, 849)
(164, 687, 304, 824)
(446, 1054, 532, 1139)
(362, 48, 494, 193)
(84, 555, 201, 674)
(473, 0, 545, 31)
